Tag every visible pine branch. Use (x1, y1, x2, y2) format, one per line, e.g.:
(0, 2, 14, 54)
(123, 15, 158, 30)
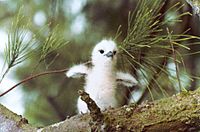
(1, 8, 37, 83)
(40, 26, 68, 61)
(117, 0, 199, 101)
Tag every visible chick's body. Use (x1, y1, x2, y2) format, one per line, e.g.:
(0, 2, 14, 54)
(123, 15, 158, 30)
(77, 40, 118, 113)
(67, 39, 138, 114)
(86, 65, 117, 108)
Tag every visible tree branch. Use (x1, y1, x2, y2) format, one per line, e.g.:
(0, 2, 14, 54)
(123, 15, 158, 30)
(1, 89, 200, 131)
(78, 90, 104, 131)
(78, 90, 103, 123)
(42, 89, 200, 131)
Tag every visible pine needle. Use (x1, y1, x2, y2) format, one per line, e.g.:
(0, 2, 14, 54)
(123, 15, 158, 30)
(116, 0, 198, 101)
(1, 9, 37, 83)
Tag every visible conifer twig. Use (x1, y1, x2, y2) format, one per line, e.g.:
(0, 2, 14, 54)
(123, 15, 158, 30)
(0, 61, 91, 97)
(0, 68, 68, 97)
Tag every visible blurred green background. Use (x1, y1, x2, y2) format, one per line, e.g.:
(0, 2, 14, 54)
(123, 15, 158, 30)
(0, 0, 200, 127)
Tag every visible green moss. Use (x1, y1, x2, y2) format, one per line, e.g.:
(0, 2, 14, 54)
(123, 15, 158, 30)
(100, 90, 200, 131)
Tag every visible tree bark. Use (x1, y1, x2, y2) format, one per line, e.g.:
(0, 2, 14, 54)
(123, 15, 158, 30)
(1, 89, 200, 131)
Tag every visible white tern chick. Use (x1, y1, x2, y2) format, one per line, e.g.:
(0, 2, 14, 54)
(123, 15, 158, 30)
(66, 39, 138, 113)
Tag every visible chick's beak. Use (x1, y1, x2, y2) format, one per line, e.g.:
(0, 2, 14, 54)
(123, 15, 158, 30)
(105, 51, 114, 58)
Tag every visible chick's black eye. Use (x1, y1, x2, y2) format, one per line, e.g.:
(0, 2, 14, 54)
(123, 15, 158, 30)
(113, 51, 117, 55)
(99, 50, 104, 54)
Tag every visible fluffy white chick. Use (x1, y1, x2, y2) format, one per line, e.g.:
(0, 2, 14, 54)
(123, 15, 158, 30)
(66, 39, 138, 113)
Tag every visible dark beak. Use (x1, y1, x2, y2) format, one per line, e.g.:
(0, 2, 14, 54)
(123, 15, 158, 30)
(105, 51, 113, 58)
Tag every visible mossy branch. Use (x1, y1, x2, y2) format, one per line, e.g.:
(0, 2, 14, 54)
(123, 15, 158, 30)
(5, 89, 199, 131)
